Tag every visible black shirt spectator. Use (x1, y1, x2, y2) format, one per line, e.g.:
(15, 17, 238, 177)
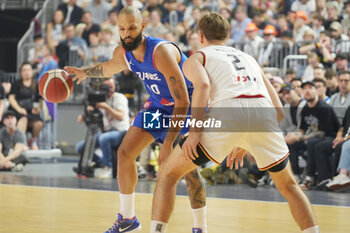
(58, 0, 83, 25)
(300, 99, 340, 137)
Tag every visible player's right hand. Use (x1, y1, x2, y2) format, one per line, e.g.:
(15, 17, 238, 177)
(226, 147, 246, 170)
(64, 66, 87, 85)
(181, 133, 200, 161)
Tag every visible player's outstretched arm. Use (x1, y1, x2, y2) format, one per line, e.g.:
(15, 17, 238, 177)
(182, 52, 210, 160)
(65, 46, 128, 84)
(261, 69, 285, 123)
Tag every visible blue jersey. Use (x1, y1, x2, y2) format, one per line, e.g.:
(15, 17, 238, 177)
(124, 36, 193, 105)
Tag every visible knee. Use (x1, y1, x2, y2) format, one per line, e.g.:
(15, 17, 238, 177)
(98, 134, 107, 146)
(117, 146, 131, 163)
(158, 167, 180, 185)
(342, 141, 350, 151)
(34, 121, 43, 130)
(275, 180, 299, 198)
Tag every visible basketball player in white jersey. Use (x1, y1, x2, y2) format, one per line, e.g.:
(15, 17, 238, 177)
(150, 13, 320, 233)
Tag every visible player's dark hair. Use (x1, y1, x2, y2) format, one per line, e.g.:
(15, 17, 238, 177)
(198, 12, 230, 41)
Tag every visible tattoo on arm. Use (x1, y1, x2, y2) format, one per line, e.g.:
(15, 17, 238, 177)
(184, 169, 206, 208)
(169, 76, 182, 100)
(84, 64, 104, 77)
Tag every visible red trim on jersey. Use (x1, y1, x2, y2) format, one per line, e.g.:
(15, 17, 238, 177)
(236, 94, 265, 98)
(198, 143, 220, 165)
(160, 98, 175, 106)
(259, 152, 290, 171)
(197, 51, 206, 67)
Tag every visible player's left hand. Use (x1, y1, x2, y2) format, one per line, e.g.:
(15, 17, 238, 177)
(181, 133, 200, 161)
(158, 142, 172, 165)
(226, 147, 246, 170)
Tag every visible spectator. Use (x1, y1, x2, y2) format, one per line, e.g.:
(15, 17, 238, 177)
(329, 71, 350, 123)
(269, 75, 284, 95)
(184, 30, 201, 57)
(187, 6, 202, 31)
(317, 104, 350, 190)
(311, 14, 325, 41)
(325, 68, 339, 97)
(325, 1, 341, 30)
(231, 5, 252, 42)
(313, 65, 325, 80)
(58, 0, 83, 26)
(183, 0, 205, 30)
(101, 10, 120, 44)
(293, 11, 311, 43)
(113, 0, 143, 14)
(291, 78, 303, 98)
(302, 29, 316, 42)
(257, 25, 277, 67)
(85, 0, 112, 25)
(162, 0, 187, 42)
(251, 9, 269, 33)
(144, 9, 168, 37)
(326, 106, 350, 190)
(219, 7, 234, 29)
(56, 24, 88, 68)
(0, 110, 28, 171)
(86, 28, 117, 66)
(341, 1, 350, 36)
(38, 45, 59, 79)
(287, 81, 340, 187)
(28, 34, 45, 71)
(285, 69, 297, 83)
(329, 21, 350, 54)
(300, 31, 335, 68)
(46, 10, 65, 49)
(37, 44, 59, 122)
(8, 63, 43, 150)
(334, 53, 350, 74)
(291, 0, 316, 18)
(302, 52, 321, 82)
(243, 22, 264, 59)
(315, 0, 327, 19)
(313, 78, 330, 103)
(280, 83, 307, 135)
(75, 78, 130, 178)
(276, 15, 291, 37)
(81, 11, 101, 46)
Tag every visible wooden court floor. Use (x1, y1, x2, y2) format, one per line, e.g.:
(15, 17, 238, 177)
(0, 184, 349, 233)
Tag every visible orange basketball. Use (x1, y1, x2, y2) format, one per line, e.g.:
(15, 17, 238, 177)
(39, 69, 74, 103)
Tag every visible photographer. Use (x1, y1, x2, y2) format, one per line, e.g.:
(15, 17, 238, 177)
(75, 77, 130, 178)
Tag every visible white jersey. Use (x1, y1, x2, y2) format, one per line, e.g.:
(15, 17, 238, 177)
(198, 45, 270, 106)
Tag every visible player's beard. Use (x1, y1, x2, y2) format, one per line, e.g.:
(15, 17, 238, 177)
(120, 32, 143, 52)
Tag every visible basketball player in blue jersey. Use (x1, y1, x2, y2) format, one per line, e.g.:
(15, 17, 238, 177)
(65, 6, 207, 233)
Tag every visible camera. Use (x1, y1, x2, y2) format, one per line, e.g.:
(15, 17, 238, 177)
(83, 79, 110, 127)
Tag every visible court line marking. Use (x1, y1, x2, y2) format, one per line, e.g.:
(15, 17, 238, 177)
(1, 183, 349, 208)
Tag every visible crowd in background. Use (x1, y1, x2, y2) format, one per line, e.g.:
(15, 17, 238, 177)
(1, 0, 350, 191)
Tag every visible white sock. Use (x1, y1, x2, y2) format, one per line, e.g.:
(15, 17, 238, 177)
(150, 220, 167, 233)
(302, 225, 320, 233)
(192, 206, 207, 233)
(120, 193, 135, 219)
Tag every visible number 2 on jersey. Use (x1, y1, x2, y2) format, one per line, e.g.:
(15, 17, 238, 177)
(227, 54, 245, 71)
